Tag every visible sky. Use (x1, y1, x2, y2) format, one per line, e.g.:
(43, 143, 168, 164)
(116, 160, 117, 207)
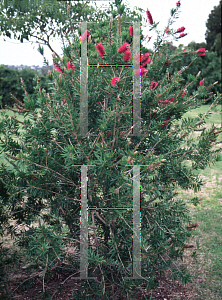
(0, 0, 220, 67)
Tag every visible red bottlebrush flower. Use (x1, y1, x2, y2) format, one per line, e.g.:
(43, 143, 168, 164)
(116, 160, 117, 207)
(184, 244, 194, 249)
(197, 48, 206, 56)
(134, 68, 148, 77)
(180, 90, 187, 98)
(118, 43, 130, 53)
(158, 99, 164, 106)
(106, 131, 111, 137)
(141, 57, 151, 67)
(67, 62, 75, 73)
(199, 80, 204, 86)
(158, 99, 169, 106)
(187, 223, 198, 231)
(134, 53, 151, 68)
(111, 77, 120, 86)
(146, 8, 153, 25)
(148, 36, 152, 40)
(96, 43, 106, 58)
(123, 50, 131, 62)
(179, 33, 187, 38)
(49, 119, 53, 123)
(54, 64, 62, 73)
(182, 49, 187, 56)
(161, 119, 168, 128)
(150, 81, 158, 90)
(177, 26, 185, 33)
(170, 97, 175, 102)
(59, 74, 62, 84)
(141, 52, 151, 67)
(176, 1, 181, 7)
(129, 26, 133, 37)
(165, 28, 170, 34)
(97, 102, 100, 104)
(80, 30, 89, 42)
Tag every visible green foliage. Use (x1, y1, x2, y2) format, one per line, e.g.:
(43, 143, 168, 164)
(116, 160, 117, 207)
(17, 223, 66, 270)
(0, 2, 221, 298)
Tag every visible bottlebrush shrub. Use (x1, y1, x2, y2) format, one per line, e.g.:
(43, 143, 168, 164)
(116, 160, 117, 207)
(0, 3, 221, 299)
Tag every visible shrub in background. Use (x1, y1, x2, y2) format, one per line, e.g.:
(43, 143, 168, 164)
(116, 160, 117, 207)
(0, 65, 52, 108)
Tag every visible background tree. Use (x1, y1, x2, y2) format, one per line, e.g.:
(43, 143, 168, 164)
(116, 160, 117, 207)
(0, 65, 52, 108)
(0, 0, 113, 58)
(168, 1, 222, 101)
(205, 0, 221, 55)
(167, 40, 221, 102)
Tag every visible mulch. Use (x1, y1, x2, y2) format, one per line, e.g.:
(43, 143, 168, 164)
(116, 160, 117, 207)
(1, 265, 200, 300)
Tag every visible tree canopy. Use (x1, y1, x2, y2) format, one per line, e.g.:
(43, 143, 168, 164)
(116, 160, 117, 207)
(205, 0, 221, 55)
(0, 0, 115, 57)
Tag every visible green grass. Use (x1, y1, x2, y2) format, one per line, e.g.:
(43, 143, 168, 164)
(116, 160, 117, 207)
(174, 103, 222, 299)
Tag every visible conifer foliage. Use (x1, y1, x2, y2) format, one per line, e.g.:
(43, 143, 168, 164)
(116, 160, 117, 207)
(0, 1, 221, 298)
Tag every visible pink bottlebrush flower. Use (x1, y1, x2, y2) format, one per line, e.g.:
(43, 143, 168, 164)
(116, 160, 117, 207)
(197, 48, 206, 56)
(199, 80, 204, 86)
(129, 26, 133, 37)
(141, 52, 151, 67)
(97, 102, 100, 104)
(165, 28, 170, 34)
(118, 43, 130, 53)
(182, 50, 187, 56)
(179, 33, 187, 38)
(148, 36, 152, 40)
(170, 97, 175, 102)
(80, 30, 89, 42)
(134, 68, 148, 77)
(177, 26, 185, 33)
(67, 62, 75, 73)
(111, 77, 120, 86)
(146, 8, 153, 25)
(49, 119, 53, 123)
(176, 1, 181, 7)
(54, 64, 62, 73)
(150, 81, 158, 90)
(96, 43, 106, 58)
(123, 50, 131, 62)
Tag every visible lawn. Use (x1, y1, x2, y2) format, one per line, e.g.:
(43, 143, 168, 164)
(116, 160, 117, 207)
(173, 103, 222, 299)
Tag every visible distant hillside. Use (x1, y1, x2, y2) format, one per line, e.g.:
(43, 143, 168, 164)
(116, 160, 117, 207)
(1, 64, 53, 75)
